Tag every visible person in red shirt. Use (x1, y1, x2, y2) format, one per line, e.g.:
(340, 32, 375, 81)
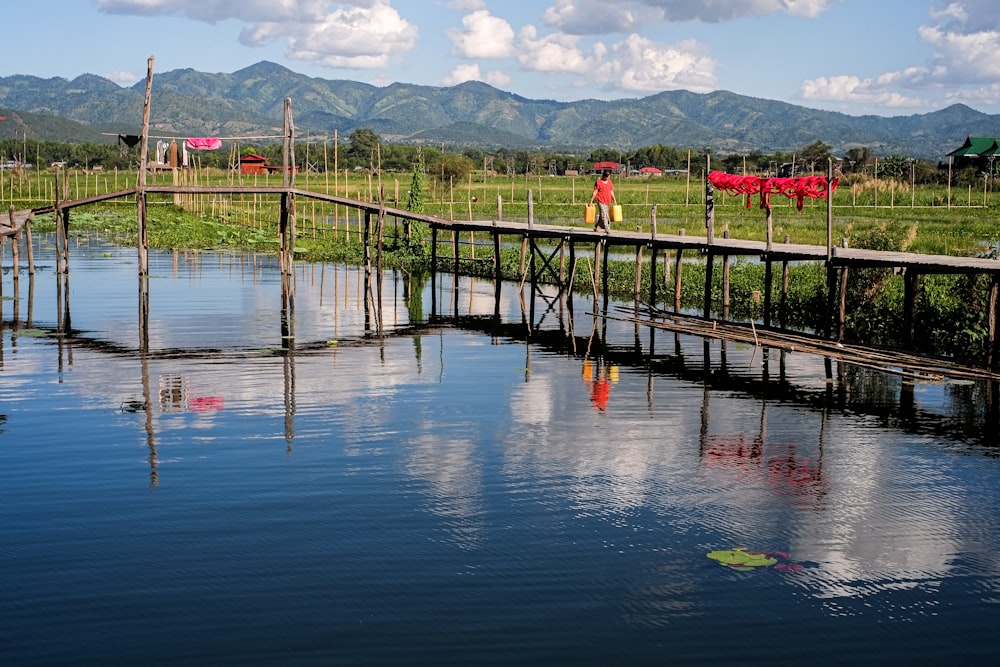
(589, 171, 617, 232)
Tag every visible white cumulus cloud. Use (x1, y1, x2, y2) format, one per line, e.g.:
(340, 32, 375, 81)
(599, 35, 717, 93)
(800, 75, 926, 109)
(99, 0, 416, 70)
(447, 10, 516, 58)
(798, 1, 1000, 111)
(543, 0, 842, 33)
(439, 63, 482, 85)
(516, 25, 602, 75)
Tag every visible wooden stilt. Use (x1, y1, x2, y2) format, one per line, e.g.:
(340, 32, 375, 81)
(838, 266, 849, 342)
(704, 252, 714, 319)
(904, 270, 919, 347)
(989, 276, 1000, 371)
(763, 260, 773, 327)
(674, 247, 684, 312)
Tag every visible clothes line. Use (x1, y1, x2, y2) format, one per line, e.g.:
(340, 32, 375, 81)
(101, 133, 286, 141)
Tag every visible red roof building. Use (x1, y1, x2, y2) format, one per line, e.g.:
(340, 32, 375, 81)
(239, 153, 269, 175)
(591, 161, 621, 174)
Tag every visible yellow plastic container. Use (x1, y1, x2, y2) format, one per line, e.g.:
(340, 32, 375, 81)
(611, 204, 623, 223)
(584, 204, 596, 224)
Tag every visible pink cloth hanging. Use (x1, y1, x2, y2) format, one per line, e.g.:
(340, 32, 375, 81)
(185, 137, 222, 151)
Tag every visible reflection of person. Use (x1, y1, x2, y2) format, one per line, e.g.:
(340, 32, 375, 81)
(583, 359, 612, 411)
(589, 171, 617, 232)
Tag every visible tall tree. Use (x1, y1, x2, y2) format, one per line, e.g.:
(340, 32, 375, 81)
(346, 128, 382, 169)
(406, 150, 424, 213)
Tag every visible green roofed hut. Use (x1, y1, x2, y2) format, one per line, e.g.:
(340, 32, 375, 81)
(947, 135, 1000, 171)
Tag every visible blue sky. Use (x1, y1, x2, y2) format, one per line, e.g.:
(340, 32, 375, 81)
(4, 0, 999, 116)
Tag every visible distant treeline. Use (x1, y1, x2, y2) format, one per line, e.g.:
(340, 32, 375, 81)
(2, 131, 994, 187)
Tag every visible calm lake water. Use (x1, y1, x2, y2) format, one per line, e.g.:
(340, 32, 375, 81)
(2, 235, 1000, 666)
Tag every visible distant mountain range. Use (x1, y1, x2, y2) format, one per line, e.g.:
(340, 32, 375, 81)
(0, 60, 994, 159)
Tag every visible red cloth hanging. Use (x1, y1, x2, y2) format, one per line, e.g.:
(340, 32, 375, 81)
(708, 171, 839, 211)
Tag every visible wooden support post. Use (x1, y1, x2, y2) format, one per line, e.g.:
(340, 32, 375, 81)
(838, 266, 849, 342)
(493, 230, 502, 316)
(703, 252, 714, 319)
(826, 263, 839, 340)
(780, 235, 790, 328)
(493, 230, 502, 284)
(722, 230, 731, 320)
(601, 238, 610, 313)
(519, 235, 527, 278)
(649, 247, 658, 310)
(54, 170, 64, 275)
(529, 237, 537, 296)
(904, 269, 919, 347)
(705, 155, 714, 243)
(431, 226, 438, 275)
(137, 56, 154, 277)
(363, 209, 372, 286)
(674, 247, 684, 312)
(288, 192, 297, 272)
(559, 238, 566, 289)
(826, 158, 834, 262)
(24, 214, 33, 276)
(279, 193, 289, 274)
(634, 243, 643, 300)
(765, 205, 773, 252)
(61, 208, 71, 274)
(763, 260, 773, 327)
(10, 219, 18, 298)
(989, 276, 1000, 371)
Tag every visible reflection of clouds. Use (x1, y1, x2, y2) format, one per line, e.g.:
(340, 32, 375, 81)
(504, 369, 697, 518)
(509, 373, 553, 426)
(404, 432, 484, 551)
(13, 244, 1000, 617)
(788, 422, 961, 604)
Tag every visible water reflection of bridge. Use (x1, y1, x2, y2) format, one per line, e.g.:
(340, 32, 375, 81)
(2, 258, 998, 493)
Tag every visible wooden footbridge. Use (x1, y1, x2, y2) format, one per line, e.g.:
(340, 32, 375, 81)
(4, 56, 1000, 369)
